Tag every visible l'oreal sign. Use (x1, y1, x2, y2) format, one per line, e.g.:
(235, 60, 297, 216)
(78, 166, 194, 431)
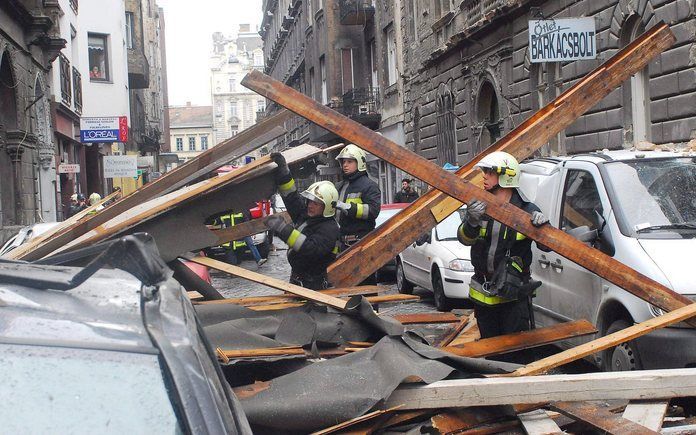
(529, 18, 596, 63)
(80, 116, 129, 143)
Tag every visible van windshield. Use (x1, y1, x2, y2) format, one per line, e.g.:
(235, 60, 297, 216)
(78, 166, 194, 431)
(604, 157, 696, 238)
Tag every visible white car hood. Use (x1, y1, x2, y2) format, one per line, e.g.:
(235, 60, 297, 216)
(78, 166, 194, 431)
(638, 238, 696, 295)
(437, 240, 471, 260)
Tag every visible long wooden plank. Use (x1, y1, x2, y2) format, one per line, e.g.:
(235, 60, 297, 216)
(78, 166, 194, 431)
(211, 212, 291, 245)
(622, 401, 668, 431)
(443, 319, 597, 358)
(194, 286, 384, 306)
(246, 293, 419, 311)
(517, 410, 563, 435)
(383, 368, 696, 409)
(240, 26, 696, 327)
(310, 406, 403, 435)
(433, 314, 471, 347)
(391, 312, 459, 325)
(550, 401, 660, 435)
(322, 23, 676, 289)
(9, 109, 291, 261)
(191, 255, 348, 310)
(512, 302, 696, 376)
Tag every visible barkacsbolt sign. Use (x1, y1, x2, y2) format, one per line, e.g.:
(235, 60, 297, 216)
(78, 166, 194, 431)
(103, 155, 138, 178)
(80, 116, 129, 143)
(529, 18, 596, 63)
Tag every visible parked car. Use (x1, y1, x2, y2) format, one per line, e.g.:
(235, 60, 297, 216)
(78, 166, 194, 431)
(396, 206, 475, 311)
(0, 222, 60, 257)
(0, 235, 250, 433)
(373, 203, 410, 281)
(519, 150, 696, 371)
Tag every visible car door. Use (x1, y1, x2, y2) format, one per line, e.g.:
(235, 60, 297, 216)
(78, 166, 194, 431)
(535, 165, 607, 338)
(400, 229, 433, 288)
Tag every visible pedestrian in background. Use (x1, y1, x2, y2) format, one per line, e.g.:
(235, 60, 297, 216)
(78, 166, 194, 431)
(394, 178, 419, 203)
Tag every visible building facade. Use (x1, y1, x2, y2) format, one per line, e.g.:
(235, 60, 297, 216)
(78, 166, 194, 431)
(210, 25, 266, 147)
(169, 103, 214, 162)
(0, 0, 65, 242)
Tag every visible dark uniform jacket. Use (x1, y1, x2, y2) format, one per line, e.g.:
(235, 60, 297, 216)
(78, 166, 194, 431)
(281, 187, 340, 279)
(336, 171, 381, 239)
(457, 189, 541, 281)
(394, 189, 419, 203)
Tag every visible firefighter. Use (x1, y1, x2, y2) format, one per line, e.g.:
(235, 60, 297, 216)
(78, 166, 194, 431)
(266, 152, 340, 290)
(333, 144, 381, 251)
(457, 151, 548, 339)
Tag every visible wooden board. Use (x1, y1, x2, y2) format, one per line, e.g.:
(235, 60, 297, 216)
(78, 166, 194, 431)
(192, 256, 348, 309)
(246, 293, 419, 311)
(212, 212, 291, 245)
(390, 312, 459, 325)
(517, 410, 563, 435)
(240, 25, 696, 327)
(318, 23, 677, 289)
(383, 368, 696, 409)
(310, 406, 403, 435)
(194, 286, 384, 306)
(218, 346, 306, 358)
(9, 109, 291, 261)
(550, 401, 660, 435)
(433, 314, 471, 347)
(511, 302, 696, 376)
(443, 319, 597, 358)
(622, 401, 668, 431)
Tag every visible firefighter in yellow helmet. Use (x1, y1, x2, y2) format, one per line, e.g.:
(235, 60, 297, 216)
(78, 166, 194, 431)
(266, 152, 340, 290)
(457, 151, 547, 338)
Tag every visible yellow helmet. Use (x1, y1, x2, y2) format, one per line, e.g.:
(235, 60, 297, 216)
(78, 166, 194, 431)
(89, 193, 102, 205)
(336, 144, 367, 172)
(301, 181, 339, 217)
(475, 151, 520, 188)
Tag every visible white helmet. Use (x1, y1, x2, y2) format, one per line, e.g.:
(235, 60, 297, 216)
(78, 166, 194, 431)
(336, 144, 367, 172)
(475, 151, 520, 188)
(89, 192, 102, 205)
(301, 181, 339, 217)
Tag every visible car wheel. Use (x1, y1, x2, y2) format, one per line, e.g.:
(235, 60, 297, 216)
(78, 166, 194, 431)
(396, 259, 414, 294)
(602, 319, 643, 371)
(432, 268, 452, 312)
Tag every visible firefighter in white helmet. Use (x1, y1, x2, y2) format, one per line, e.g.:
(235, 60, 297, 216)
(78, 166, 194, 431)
(457, 151, 547, 339)
(266, 152, 340, 290)
(333, 144, 382, 251)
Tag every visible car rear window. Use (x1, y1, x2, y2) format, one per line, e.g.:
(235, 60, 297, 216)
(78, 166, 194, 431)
(0, 343, 183, 433)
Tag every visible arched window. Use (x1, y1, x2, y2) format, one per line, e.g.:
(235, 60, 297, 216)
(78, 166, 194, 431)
(0, 51, 18, 225)
(436, 88, 456, 166)
(621, 15, 650, 144)
(0, 51, 18, 131)
(476, 80, 500, 153)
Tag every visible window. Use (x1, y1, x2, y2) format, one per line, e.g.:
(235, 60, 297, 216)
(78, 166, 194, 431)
(188, 136, 196, 151)
(368, 40, 378, 89)
(386, 26, 397, 86)
(319, 55, 327, 104)
(125, 12, 136, 49)
(436, 88, 456, 165)
(257, 100, 266, 112)
(230, 102, 238, 117)
(622, 16, 650, 144)
(411, 0, 419, 42)
(231, 127, 239, 137)
(72, 67, 82, 114)
(88, 34, 109, 81)
(340, 48, 354, 94)
(175, 137, 183, 151)
(532, 63, 565, 155)
(561, 170, 604, 232)
(201, 135, 209, 150)
(59, 53, 71, 105)
(476, 81, 500, 153)
(318, 0, 323, 10)
(309, 67, 315, 100)
(229, 78, 236, 92)
(413, 107, 421, 153)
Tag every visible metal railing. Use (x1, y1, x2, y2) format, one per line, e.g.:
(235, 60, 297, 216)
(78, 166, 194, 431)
(339, 0, 375, 25)
(339, 87, 380, 118)
(462, 0, 503, 28)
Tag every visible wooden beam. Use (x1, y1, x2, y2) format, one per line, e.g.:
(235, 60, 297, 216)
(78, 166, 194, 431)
(240, 25, 696, 327)
(511, 302, 696, 376)
(211, 212, 291, 245)
(622, 401, 668, 431)
(517, 410, 563, 435)
(550, 401, 660, 435)
(390, 312, 459, 325)
(192, 256, 348, 309)
(194, 286, 384, 306)
(443, 319, 597, 358)
(434, 312, 473, 347)
(383, 368, 696, 409)
(245, 293, 419, 311)
(217, 346, 306, 359)
(9, 109, 291, 261)
(319, 23, 676, 289)
(310, 406, 403, 435)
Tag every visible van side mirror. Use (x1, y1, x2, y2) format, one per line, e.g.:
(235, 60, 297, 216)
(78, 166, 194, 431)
(566, 225, 599, 243)
(415, 232, 431, 246)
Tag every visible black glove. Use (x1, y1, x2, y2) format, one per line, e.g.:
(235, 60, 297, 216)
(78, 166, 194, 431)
(465, 200, 487, 227)
(266, 214, 287, 233)
(270, 152, 290, 182)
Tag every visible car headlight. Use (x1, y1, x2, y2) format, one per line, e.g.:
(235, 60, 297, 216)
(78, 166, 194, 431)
(650, 295, 696, 328)
(448, 259, 474, 272)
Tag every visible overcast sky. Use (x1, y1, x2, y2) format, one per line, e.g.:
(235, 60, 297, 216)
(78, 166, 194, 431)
(158, 0, 262, 106)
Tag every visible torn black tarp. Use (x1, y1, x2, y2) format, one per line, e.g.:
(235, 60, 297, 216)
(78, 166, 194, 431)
(240, 335, 516, 433)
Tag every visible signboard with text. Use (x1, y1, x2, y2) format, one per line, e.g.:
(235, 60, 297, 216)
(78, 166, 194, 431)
(80, 116, 129, 143)
(529, 18, 596, 63)
(103, 155, 138, 178)
(58, 163, 80, 174)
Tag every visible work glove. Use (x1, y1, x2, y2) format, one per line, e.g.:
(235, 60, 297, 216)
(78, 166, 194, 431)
(332, 201, 352, 212)
(270, 152, 290, 182)
(531, 210, 549, 227)
(266, 214, 288, 233)
(464, 200, 487, 227)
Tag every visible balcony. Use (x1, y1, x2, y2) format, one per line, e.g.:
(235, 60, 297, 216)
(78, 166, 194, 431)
(339, 87, 381, 128)
(127, 48, 150, 89)
(339, 0, 375, 25)
(462, 0, 503, 28)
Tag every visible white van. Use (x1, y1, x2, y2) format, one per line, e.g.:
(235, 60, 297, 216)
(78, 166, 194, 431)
(519, 150, 696, 371)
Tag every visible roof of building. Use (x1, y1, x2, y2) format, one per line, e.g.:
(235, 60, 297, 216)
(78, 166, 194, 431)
(169, 104, 213, 128)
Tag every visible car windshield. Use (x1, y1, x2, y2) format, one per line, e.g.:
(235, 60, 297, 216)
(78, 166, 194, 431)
(604, 157, 696, 238)
(436, 208, 464, 241)
(0, 343, 184, 433)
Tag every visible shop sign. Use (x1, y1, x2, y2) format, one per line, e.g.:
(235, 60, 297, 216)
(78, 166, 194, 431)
(529, 18, 596, 63)
(58, 163, 80, 174)
(103, 155, 137, 178)
(80, 116, 129, 143)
